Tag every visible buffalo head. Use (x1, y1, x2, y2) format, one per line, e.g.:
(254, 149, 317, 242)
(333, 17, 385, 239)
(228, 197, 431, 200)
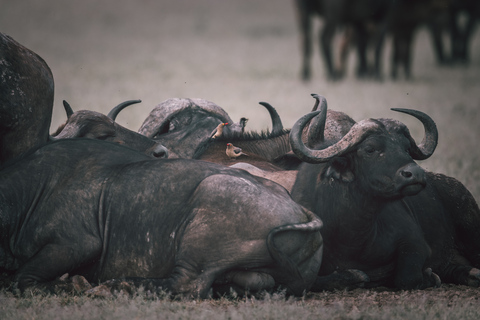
(290, 102, 438, 199)
(137, 98, 283, 159)
(52, 100, 168, 158)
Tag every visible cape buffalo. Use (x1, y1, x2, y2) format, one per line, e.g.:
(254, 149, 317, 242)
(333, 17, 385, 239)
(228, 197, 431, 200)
(138, 98, 249, 159)
(294, 0, 395, 80)
(0, 33, 54, 164)
(52, 100, 168, 158)
(290, 102, 480, 290)
(0, 139, 323, 298)
(290, 106, 441, 290)
(195, 96, 353, 191)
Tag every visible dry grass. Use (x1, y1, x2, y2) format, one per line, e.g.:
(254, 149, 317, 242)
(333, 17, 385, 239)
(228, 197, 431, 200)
(1, 0, 480, 318)
(1, 285, 480, 320)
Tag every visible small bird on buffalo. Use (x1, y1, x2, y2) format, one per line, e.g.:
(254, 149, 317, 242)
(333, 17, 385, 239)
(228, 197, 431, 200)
(226, 143, 248, 159)
(210, 122, 228, 139)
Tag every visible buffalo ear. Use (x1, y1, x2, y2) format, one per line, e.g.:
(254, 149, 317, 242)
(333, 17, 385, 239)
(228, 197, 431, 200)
(322, 157, 354, 182)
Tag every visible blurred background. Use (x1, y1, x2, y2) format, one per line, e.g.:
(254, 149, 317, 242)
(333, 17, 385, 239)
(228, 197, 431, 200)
(1, 0, 479, 198)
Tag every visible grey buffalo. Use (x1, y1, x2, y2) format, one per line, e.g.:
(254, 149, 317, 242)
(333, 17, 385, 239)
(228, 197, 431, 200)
(52, 100, 168, 158)
(138, 98, 248, 159)
(0, 139, 323, 298)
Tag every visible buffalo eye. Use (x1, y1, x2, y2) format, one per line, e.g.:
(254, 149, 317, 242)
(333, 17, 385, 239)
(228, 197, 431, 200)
(96, 135, 112, 140)
(364, 146, 376, 154)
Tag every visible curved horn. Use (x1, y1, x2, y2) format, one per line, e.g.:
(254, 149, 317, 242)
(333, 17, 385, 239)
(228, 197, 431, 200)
(62, 100, 74, 118)
(391, 108, 438, 160)
(310, 93, 322, 111)
(258, 102, 283, 134)
(290, 111, 382, 163)
(107, 99, 142, 120)
(306, 94, 328, 146)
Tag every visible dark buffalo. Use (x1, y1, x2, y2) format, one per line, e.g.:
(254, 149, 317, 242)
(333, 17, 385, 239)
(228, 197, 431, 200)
(52, 100, 168, 158)
(443, 0, 479, 64)
(387, 0, 452, 79)
(384, 0, 479, 79)
(290, 106, 441, 289)
(0, 139, 323, 298)
(395, 0, 479, 69)
(0, 33, 54, 164)
(294, 0, 395, 80)
(138, 98, 249, 159)
(290, 101, 480, 289)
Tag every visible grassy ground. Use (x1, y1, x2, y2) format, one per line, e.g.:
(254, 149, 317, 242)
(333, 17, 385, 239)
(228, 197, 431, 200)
(1, 0, 480, 318)
(1, 285, 480, 320)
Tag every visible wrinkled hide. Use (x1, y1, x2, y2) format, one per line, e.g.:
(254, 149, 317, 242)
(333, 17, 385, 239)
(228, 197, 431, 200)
(0, 139, 323, 298)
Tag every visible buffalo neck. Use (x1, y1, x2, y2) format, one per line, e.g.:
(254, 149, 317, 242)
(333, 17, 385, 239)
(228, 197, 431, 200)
(317, 178, 390, 246)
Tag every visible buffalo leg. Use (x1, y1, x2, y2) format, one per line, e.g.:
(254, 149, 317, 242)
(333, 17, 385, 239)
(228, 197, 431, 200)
(13, 243, 101, 294)
(354, 23, 369, 78)
(394, 241, 439, 289)
(320, 1, 344, 80)
(311, 269, 370, 291)
(295, 0, 313, 81)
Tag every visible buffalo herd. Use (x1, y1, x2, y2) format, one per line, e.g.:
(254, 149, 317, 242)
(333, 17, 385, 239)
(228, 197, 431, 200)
(2, 32, 480, 298)
(294, 0, 480, 80)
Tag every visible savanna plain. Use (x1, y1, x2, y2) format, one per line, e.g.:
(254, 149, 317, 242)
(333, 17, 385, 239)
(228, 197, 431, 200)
(1, 0, 480, 319)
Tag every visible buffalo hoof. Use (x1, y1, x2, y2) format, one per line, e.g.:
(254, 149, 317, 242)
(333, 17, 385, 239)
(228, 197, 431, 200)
(423, 268, 441, 289)
(15, 274, 93, 296)
(86, 279, 136, 298)
(85, 284, 115, 298)
(311, 269, 370, 291)
(52, 274, 92, 294)
(466, 268, 480, 287)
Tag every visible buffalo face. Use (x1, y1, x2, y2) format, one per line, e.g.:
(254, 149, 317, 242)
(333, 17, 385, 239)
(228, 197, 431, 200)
(53, 101, 168, 159)
(337, 131, 427, 200)
(290, 102, 437, 201)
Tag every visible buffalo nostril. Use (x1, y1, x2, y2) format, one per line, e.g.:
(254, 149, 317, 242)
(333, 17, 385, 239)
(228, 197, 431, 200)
(401, 170, 413, 178)
(152, 145, 169, 158)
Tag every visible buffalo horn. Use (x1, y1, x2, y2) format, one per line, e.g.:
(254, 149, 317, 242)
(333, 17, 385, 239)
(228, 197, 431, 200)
(391, 108, 438, 160)
(107, 99, 142, 120)
(258, 102, 284, 134)
(306, 94, 328, 147)
(290, 110, 382, 163)
(62, 100, 74, 118)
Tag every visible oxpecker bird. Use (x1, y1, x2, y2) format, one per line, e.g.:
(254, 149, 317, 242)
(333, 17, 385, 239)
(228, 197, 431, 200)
(226, 143, 248, 159)
(210, 122, 228, 139)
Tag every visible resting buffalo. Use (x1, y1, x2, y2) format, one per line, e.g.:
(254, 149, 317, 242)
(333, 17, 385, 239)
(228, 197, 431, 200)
(290, 102, 480, 289)
(138, 98, 248, 159)
(0, 139, 323, 298)
(196, 96, 353, 191)
(52, 100, 168, 158)
(0, 33, 54, 164)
